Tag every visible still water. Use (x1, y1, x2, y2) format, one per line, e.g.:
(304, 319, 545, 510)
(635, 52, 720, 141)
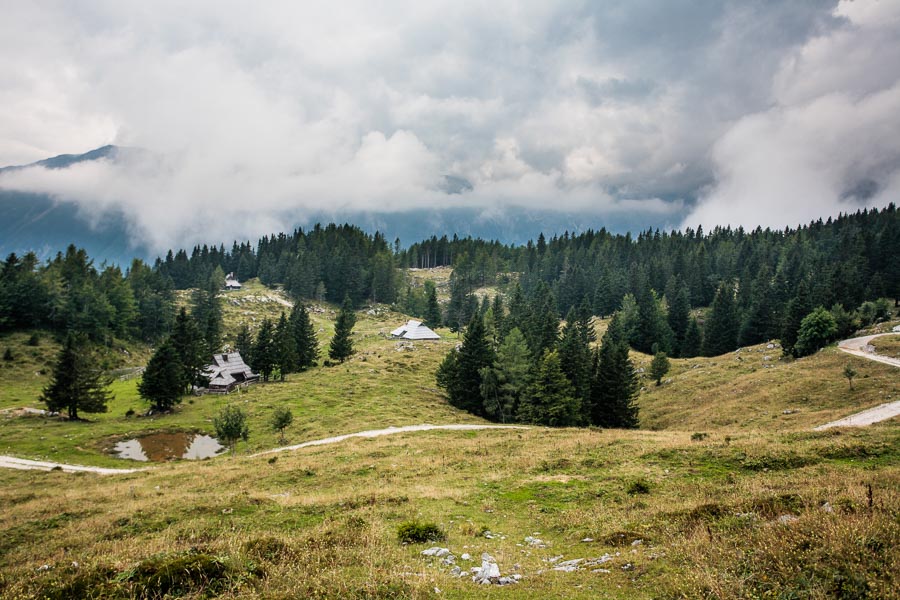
(113, 432, 224, 461)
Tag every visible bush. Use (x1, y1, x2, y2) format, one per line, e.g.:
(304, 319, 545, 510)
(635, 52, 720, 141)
(2, 348, 13, 361)
(691, 432, 709, 442)
(626, 478, 652, 495)
(26, 333, 41, 347)
(397, 521, 445, 544)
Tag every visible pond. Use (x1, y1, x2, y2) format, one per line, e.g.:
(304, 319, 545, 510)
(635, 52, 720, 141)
(113, 432, 225, 462)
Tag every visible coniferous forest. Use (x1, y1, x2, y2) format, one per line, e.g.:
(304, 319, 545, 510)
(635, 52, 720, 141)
(1, 206, 898, 427)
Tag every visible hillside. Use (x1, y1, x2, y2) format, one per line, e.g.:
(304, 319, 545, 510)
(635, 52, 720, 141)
(0, 282, 898, 598)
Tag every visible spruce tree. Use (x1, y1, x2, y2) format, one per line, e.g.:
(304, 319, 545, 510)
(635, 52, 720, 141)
(138, 339, 184, 410)
(526, 283, 559, 358)
(517, 350, 580, 426)
(681, 317, 703, 358)
(650, 348, 670, 385)
(424, 283, 442, 329)
(443, 315, 495, 415)
(781, 280, 812, 357)
(665, 276, 691, 357)
(702, 282, 740, 356)
(41, 333, 112, 420)
(171, 307, 208, 392)
(558, 308, 593, 417)
(329, 296, 357, 363)
(290, 303, 319, 370)
(738, 266, 776, 346)
(234, 324, 253, 359)
(480, 327, 531, 422)
(251, 318, 276, 381)
(273, 312, 298, 381)
(588, 313, 639, 428)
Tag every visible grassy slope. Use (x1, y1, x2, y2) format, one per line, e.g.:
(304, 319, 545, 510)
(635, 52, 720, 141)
(0, 281, 898, 598)
(872, 334, 900, 360)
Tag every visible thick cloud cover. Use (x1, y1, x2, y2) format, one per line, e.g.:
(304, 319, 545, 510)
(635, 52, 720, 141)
(0, 0, 896, 250)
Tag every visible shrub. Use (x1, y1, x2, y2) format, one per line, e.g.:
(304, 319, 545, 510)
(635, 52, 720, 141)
(2, 347, 13, 361)
(691, 432, 709, 442)
(124, 551, 260, 598)
(627, 478, 652, 495)
(26, 333, 41, 346)
(125, 409, 136, 418)
(397, 521, 445, 544)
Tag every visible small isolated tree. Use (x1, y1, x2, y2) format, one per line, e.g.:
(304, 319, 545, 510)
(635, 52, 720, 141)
(650, 349, 670, 386)
(138, 338, 184, 411)
(843, 363, 858, 390)
(214, 405, 249, 454)
(41, 333, 113, 420)
(329, 296, 357, 363)
(794, 307, 838, 357)
(270, 406, 294, 443)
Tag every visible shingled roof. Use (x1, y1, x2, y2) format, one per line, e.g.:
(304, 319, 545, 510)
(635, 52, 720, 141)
(390, 320, 441, 340)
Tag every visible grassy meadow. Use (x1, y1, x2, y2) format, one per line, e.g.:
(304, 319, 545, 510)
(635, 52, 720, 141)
(0, 280, 898, 598)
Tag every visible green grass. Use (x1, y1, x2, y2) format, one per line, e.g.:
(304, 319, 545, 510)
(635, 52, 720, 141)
(1, 281, 898, 598)
(872, 334, 900, 360)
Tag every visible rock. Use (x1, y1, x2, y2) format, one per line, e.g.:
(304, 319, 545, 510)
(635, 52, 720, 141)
(581, 537, 594, 543)
(450, 566, 462, 577)
(821, 502, 834, 513)
(552, 559, 584, 572)
(631, 539, 643, 546)
(583, 554, 614, 568)
(766, 343, 775, 349)
(777, 514, 799, 525)
(461, 553, 471, 561)
(472, 553, 502, 584)
(524, 535, 546, 548)
(421, 547, 451, 557)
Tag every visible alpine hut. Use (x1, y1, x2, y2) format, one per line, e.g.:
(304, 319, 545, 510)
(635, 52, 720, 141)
(390, 320, 441, 340)
(203, 352, 259, 393)
(224, 272, 242, 290)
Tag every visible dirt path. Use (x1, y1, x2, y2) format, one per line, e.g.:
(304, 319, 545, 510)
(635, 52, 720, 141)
(0, 424, 527, 474)
(252, 424, 528, 457)
(813, 333, 900, 430)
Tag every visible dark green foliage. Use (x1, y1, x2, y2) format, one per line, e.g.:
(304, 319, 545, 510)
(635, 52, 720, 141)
(290, 303, 319, 371)
(423, 282, 442, 328)
(214, 405, 250, 454)
(125, 551, 256, 599)
(273, 312, 297, 381)
(234, 324, 253, 359)
(781, 280, 812, 357)
(397, 521, 445, 544)
(682, 317, 703, 358)
(251, 318, 277, 381)
(830, 303, 859, 339)
(437, 315, 495, 416)
(702, 282, 740, 356)
(2, 347, 12, 361)
(170, 307, 207, 392)
(526, 282, 560, 358)
(631, 271, 673, 354)
(794, 307, 838, 357)
(191, 275, 223, 355)
(481, 327, 530, 422)
(666, 276, 691, 356)
(370, 251, 398, 304)
(588, 313, 639, 428)
(650, 350, 670, 385)
(738, 266, 777, 346)
(138, 339, 184, 410)
(558, 307, 594, 416)
(270, 406, 294, 442)
(328, 296, 356, 363)
(626, 478, 652, 495)
(40, 333, 113, 420)
(517, 350, 580, 426)
(843, 364, 857, 390)
(26, 332, 40, 346)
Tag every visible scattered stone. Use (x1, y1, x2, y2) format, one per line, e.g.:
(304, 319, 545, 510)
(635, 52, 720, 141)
(622, 562, 634, 571)
(631, 539, 643, 546)
(581, 537, 594, 543)
(547, 555, 564, 564)
(461, 553, 471, 561)
(777, 514, 799, 525)
(482, 530, 495, 539)
(821, 502, 834, 513)
(782, 409, 797, 415)
(471, 552, 517, 585)
(450, 566, 462, 577)
(37, 564, 52, 572)
(524, 535, 547, 548)
(421, 547, 451, 558)
(766, 343, 775, 349)
(552, 559, 584, 572)
(593, 568, 611, 574)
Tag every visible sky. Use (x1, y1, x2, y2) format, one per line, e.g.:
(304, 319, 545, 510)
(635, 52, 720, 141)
(0, 0, 899, 251)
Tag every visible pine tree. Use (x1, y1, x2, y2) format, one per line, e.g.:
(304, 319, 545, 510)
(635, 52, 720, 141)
(251, 318, 276, 381)
(588, 313, 639, 428)
(273, 312, 298, 381)
(650, 349, 670, 385)
(526, 283, 559, 358)
(681, 317, 703, 358)
(41, 333, 112, 420)
(665, 276, 691, 357)
(517, 350, 580, 426)
(170, 307, 207, 392)
(424, 283, 442, 329)
(702, 282, 740, 356)
(191, 276, 223, 355)
(440, 315, 495, 415)
(138, 338, 184, 410)
(558, 308, 593, 417)
(290, 303, 319, 371)
(632, 271, 672, 354)
(329, 296, 357, 363)
(738, 266, 776, 346)
(491, 293, 505, 341)
(781, 280, 812, 357)
(235, 324, 253, 359)
(480, 327, 531, 422)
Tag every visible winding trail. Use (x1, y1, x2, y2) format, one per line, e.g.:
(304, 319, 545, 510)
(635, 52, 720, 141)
(0, 424, 526, 474)
(814, 332, 900, 430)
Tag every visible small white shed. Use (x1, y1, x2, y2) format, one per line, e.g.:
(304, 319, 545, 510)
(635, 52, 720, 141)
(391, 320, 441, 340)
